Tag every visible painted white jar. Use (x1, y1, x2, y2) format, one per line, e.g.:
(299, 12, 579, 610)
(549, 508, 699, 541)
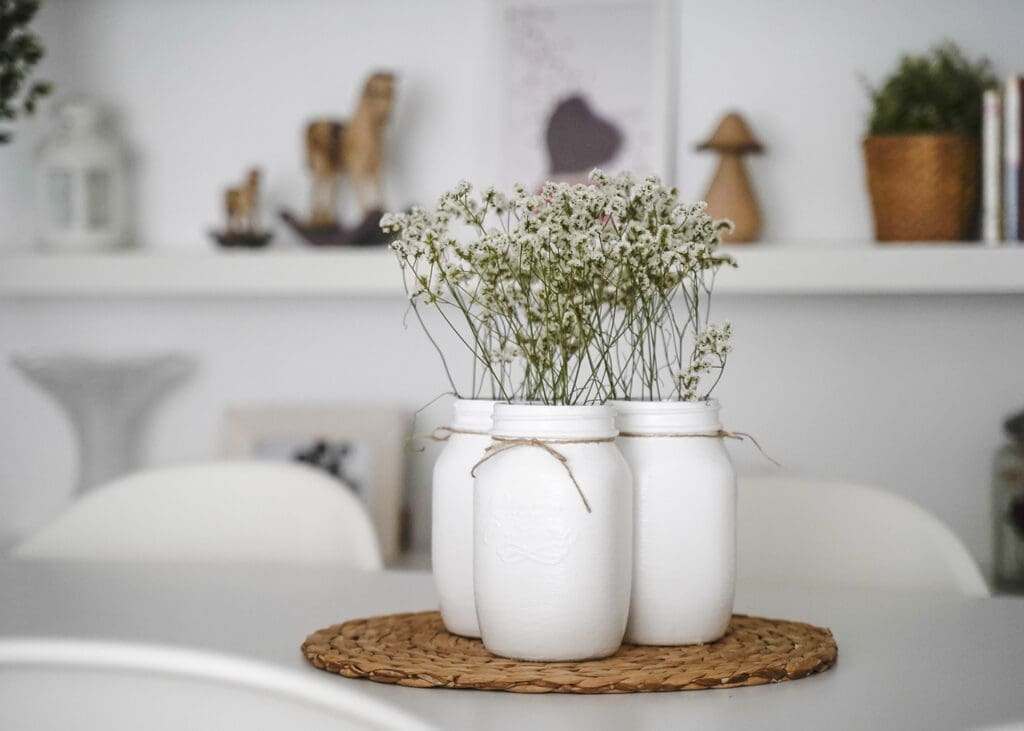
(473, 403, 632, 661)
(614, 399, 736, 645)
(431, 399, 495, 638)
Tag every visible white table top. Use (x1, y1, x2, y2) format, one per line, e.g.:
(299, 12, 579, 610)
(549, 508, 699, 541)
(1, 558, 1023, 731)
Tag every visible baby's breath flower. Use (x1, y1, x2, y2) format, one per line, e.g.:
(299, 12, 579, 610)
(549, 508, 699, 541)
(384, 170, 734, 403)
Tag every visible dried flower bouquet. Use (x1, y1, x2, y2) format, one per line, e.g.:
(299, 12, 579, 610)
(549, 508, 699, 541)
(383, 170, 735, 404)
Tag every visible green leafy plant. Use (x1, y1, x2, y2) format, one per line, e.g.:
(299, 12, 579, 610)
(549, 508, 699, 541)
(1, 0, 52, 144)
(866, 41, 997, 137)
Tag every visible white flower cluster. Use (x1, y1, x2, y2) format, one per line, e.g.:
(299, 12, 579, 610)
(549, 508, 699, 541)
(675, 322, 733, 401)
(382, 170, 735, 403)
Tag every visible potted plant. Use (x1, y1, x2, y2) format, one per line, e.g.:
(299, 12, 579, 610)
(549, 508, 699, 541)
(385, 177, 637, 660)
(1, 0, 52, 144)
(383, 185, 505, 640)
(582, 175, 740, 646)
(863, 42, 996, 241)
(384, 172, 743, 659)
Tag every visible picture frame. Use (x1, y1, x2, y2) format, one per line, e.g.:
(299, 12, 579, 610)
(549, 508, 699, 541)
(497, 0, 676, 188)
(221, 404, 410, 564)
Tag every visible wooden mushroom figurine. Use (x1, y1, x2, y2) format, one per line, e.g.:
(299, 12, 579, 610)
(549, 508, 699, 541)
(696, 112, 764, 243)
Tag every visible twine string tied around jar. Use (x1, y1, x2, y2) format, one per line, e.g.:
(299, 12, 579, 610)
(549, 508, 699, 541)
(406, 426, 490, 452)
(617, 428, 780, 466)
(470, 436, 617, 514)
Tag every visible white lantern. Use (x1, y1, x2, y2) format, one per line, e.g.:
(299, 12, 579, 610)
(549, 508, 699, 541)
(35, 98, 129, 251)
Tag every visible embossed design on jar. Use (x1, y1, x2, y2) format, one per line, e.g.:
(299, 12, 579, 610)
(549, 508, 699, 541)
(483, 493, 576, 565)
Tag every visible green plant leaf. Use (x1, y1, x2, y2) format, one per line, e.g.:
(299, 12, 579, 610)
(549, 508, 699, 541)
(865, 41, 997, 136)
(0, 0, 49, 144)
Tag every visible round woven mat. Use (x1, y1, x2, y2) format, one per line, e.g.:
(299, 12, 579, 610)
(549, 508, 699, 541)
(302, 611, 837, 694)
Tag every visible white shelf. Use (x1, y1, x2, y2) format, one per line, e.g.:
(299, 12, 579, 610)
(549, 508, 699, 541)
(0, 249, 405, 298)
(715, 244, 1024, 295)
(1, 244, 1023, 298)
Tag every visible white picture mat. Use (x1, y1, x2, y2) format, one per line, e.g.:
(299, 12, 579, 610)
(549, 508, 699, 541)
(249, 435, 374, 500)
(221, 405, 409, 564)
(498, 0, 675, 186)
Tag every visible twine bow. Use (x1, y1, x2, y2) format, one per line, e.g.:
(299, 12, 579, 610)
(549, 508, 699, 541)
(471, 437, 615, 513)
(617, 428, 780, 466)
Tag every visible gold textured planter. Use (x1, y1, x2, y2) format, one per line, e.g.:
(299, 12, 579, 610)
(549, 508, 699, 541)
(863, 134, 980, 242)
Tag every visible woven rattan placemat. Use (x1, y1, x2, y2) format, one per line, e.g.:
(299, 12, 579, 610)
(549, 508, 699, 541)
(302, 611, 837, 693)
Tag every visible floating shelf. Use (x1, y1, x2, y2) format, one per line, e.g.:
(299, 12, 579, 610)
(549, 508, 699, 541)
(715, 244, 1024, 295)
(0, 249, 404, 298)
(1, 244, 1023, 298)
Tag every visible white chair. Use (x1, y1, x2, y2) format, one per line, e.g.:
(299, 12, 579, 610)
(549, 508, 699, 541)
(737, 476, 988, 596)
(0, 639, 432, 731)
(12, 460, 383, 570)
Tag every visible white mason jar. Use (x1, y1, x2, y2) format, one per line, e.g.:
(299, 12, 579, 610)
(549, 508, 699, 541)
(473, 403, 632, 661)
(431, 398, 495, 638)
(613, 399, 736, 645)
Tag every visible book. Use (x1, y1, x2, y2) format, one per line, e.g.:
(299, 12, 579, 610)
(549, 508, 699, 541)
(1003, 76, 1021, 242)
(983, 89, 1003, 244)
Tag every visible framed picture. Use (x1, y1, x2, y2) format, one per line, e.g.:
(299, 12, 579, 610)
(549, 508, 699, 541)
(499, 0, 674, 188)
(221, 404, 410, 564)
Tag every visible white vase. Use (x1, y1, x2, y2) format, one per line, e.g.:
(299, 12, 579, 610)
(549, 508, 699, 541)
(12, 353, 193, 495)
(614, 399, 736, 645)
(473, 403, 632, 661)
(431, 398, 495, 638)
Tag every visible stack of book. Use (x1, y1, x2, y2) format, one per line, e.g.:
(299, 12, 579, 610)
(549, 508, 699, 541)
(982, 78, 1024, 245)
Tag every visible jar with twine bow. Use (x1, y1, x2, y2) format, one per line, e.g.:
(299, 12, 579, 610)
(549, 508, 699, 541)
(472, 403, 632, 661)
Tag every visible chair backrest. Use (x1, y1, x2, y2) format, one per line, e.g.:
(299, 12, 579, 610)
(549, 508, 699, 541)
(737, 476, 988, 596)
(12, 460, 383, 570)
(0, 638, 432, 731)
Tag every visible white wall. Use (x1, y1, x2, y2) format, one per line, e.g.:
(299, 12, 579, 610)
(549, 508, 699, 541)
(0, 0, 498, 249)
(2, 0, 1023, 566)
(677, 0, 1024, 242)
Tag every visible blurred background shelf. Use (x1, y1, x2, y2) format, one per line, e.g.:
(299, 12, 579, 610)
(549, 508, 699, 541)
(1, 243, 1023, 298)
(0, 249, 404, 299)
(717, 244, 1024, 295)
